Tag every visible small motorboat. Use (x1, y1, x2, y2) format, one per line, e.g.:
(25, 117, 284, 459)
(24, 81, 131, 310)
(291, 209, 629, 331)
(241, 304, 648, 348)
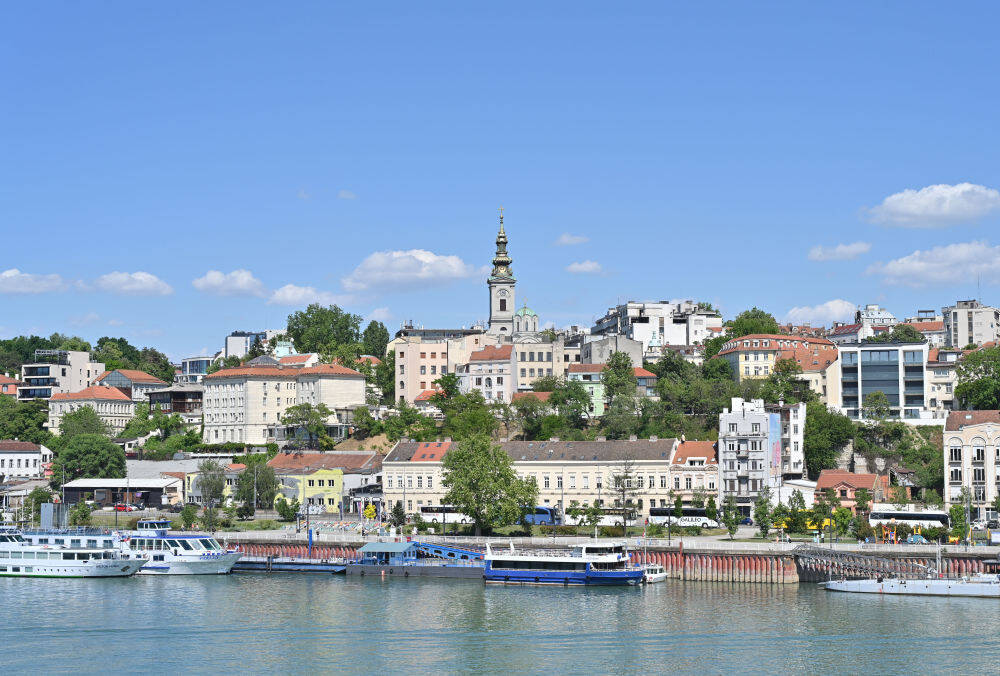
(643, 563, 667, 584)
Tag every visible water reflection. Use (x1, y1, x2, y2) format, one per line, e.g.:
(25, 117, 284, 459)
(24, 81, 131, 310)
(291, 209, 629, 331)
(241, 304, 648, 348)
(2, 575, 998, 674)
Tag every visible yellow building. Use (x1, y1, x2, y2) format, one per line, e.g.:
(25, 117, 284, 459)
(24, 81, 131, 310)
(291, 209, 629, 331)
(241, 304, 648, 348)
(715, 333, 838, 387)
(267, 451, 380, 514)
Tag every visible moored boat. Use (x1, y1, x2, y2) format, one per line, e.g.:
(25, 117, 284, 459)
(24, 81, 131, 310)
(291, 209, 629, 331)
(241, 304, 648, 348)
(643, 563, 667, 584)
(822, 574, 1000, 598)
(0, 531, 144, 578)
(122, 520, 242, 575)
(483, 542, 643, 586)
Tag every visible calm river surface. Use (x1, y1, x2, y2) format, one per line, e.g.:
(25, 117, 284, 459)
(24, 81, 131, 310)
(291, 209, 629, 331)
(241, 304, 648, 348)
(3, 574, 997, 674)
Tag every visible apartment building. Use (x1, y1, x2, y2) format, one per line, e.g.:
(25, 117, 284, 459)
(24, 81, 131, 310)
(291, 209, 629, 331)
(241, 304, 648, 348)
(591, 300, 723, 352)
(95, 369, 169, 402)
(902, 310, 947, 347)
(926, 348, 962, 414)
(458, 344, 516, 403)
(580, 335, 643, 367)
(18, 350, 105, 400)
(715, 334, 839, 403)
(48, 385, 136, 435)
(382, 437, 719, 520)
(223, 329, 281, 359)
(0, 374, 20, 396)
(566, 364, 659, 416)
(838, 341, 931, 422)
(390, 331, 487, 404)
(202, 364, 366, 445)
(942, 300, 1000, 347)
(717, 397, 806, 512)
(944, 410, 1000, 520)
(0, 441, 53, 479)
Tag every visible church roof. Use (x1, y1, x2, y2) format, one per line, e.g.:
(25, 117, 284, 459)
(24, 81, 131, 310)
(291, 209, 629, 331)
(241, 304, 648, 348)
(515, 306, 536, 317)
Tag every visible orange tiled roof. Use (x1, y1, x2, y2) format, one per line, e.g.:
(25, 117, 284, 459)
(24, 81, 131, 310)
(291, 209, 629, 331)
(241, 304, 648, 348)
(267, 451, 378, 472)
(408, 441, 452, 461)
(0, 374, 20, 385)
(298, 363, 363, 377)
(830, 324, 861, 335)
(945, 410, 1000, 431)
(568, 363, 605, 373)
(51, 385, 132, 402)
(512, 391, 553, 402)
(205, 366, 292, 380)
(415, 389, 442, 402)
(279, 355, 313, 364)
(633, 367, 656, 378)
(905, 321, 945, 332)
(470, 344, 513, 361)
(815, 469, 884, 491)
(0, 440, 42, 451)
(672, 440, 717, 464)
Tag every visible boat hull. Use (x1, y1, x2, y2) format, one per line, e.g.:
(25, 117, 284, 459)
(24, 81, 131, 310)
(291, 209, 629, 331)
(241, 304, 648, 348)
(137, 552, 242, 575)
(0, 559, 145, 578)
(823, 577, 1000, 598)
(484, 568, 643, 586)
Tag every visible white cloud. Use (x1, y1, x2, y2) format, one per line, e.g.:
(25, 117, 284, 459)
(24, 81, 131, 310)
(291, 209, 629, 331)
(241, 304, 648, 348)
(565, 260, 603, 274)
(268, 284, 351, 306)
(192, 269, 266, 297)
(867, 183, 1000, 227)
(342, 249, 478, 291)
(368, 307, 392, 321)
(95, 271, 173, 296)
(0, 268, 67, 294)
(867, 240, 1000, 287)
(69, 312, 101, 326)
(555, 233, 589, 246)
(784, 299, 856, 326)
(337, 189, 357, 200)
(107, 318, 125, 326)
(808, 241, 871, 261)
(297, 189, 310, 200)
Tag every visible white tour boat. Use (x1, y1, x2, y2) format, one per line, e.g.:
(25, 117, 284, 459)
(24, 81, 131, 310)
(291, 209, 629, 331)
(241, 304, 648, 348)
(121, 520, 241, 575)
(823, 573, 1000, 598)
(483, 542, 644, 585)
(0, 531, 144, 578)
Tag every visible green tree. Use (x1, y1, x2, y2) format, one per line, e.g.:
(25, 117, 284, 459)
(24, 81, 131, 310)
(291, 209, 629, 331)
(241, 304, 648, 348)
(705, 496, 718, 523)
(0, 397, 52, 445)
(754, 486, 772, 539)
(234, 464, 280, 508)
(583, 502, 604, 532)
(180, 504, 199, 529)
(611, 455, 639, 535)
(286, 303, 362, 354)
(50, 434, 125, 489)
(432, 372, 461, 399)
(673, 494, 684, 522)
(374, 350, 396, 403)
(389, 501, 407, 528)
(151, 406, 184, 440)
(441, 434, 538, 535)
(59, 406, 110, 439)
(761, 358, 813, 404)
(68, 501, 92, 526)
(196, 460, 227, 531)
(120, 403, 154, 438)
(275, 496, 299, 522)
(721, 495, 739, 540)
(439, 390, 500, 441)
(361, 320, 390, 358)
(832, 506, 852, 537)
(280, 402, 334, 447)
(811, 489, 835, 539)
(24, 486, 53, 522)
(787, 489, 808, 533)
(861, 390, 891, 421)
(703, 307, 781, 357)
(864, 324, 925, 344)
(802, 401, 855, 479)
(955, 346, 1000, 410)
(207, 355, 242, 374)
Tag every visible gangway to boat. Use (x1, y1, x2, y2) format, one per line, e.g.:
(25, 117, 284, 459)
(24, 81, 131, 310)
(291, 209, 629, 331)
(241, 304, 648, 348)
(415, 541, 484, 561)
(793, 544, 931, 579)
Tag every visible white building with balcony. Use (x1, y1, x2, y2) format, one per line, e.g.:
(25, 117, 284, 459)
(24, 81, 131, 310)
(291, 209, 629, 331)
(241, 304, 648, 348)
(944, 410, 1000, 520)
(458, 344, 516, 403)
(18, 350, 105, 401)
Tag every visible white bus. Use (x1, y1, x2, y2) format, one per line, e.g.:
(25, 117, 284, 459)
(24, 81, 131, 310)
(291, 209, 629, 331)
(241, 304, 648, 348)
(419, 505, 473, 524)
(566, 507, 638, 527)
(868, 504, 949, 530)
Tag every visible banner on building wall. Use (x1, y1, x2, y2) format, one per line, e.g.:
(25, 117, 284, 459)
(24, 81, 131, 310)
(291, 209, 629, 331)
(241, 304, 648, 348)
(768, 412, 782, 477)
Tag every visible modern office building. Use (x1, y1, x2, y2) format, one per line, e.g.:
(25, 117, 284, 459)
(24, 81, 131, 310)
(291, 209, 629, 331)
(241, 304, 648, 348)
(176, 356, 214, 384)
(838, 341, 931, 422)
(591, 300, 722, 352)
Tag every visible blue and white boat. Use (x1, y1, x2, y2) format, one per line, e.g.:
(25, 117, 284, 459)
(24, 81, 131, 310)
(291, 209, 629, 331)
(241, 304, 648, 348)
(483, 542, 643, 586)
(121, 520, 241, 575)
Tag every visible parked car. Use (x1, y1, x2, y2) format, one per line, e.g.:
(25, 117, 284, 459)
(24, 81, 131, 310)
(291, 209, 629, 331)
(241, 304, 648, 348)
(167, 503, 184, 513)
(739, 517, 754, 526)
(971, 519, 987, 531)
(114, 503, 138, 512)
(987, 519, 999, 530)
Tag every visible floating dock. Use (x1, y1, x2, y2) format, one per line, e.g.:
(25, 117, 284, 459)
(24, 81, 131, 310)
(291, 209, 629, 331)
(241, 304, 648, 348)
(233, 555, 347, 574)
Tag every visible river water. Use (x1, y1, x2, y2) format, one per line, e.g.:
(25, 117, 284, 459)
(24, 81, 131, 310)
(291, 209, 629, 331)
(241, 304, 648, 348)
(3, 574, 997, 674)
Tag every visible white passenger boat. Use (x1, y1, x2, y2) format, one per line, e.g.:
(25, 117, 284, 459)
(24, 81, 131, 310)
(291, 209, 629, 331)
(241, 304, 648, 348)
(483, 542, 644, 585)
(122, 520, 241, 575)
(643, 563, 667, 584)
(0, 531, 144, 578)
(822, 574, 1000, 598)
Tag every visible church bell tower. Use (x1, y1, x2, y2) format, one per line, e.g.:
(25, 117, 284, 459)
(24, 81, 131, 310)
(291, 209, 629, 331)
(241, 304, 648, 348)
(487, 207, 516, 336)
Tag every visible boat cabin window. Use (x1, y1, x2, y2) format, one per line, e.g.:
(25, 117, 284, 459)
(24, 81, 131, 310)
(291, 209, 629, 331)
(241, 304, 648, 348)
(199, 539, 219, 550)
(491, 559, 587, 572)
(53, 538, 64, 545)
(177, 540, 194, 551)
(166, 540, 180, 548)
(37, 537, 48, 544)
(62, 553, 75, 560)
(87, 540, 97, 548)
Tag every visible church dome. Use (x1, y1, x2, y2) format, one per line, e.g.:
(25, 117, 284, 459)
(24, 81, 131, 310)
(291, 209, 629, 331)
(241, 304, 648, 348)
(515, 305, 537, 317)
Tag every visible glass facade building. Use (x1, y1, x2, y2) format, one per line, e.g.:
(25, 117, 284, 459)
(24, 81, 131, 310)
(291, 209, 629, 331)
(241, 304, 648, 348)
(839, 343, 928, 420)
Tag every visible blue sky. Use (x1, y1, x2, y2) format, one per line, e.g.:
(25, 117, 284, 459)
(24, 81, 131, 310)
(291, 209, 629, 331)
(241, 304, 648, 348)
(4, 3, 1000, 359)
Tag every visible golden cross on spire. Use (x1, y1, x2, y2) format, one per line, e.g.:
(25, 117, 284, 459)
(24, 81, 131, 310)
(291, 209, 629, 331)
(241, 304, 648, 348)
(498, 205, 504, 225)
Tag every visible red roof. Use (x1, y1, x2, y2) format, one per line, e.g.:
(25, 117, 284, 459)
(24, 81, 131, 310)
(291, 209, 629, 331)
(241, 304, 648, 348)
(928, 348, 940, 362)
(568, 363, 605, 373)
(97, 369, 167, 385)
(205, 366, 292, 380)
(470, 344, 513, 361)
(0, 375, 20, 385)
(512, 391, 553, 403)
(227, 463, 247, 471)
(267, 451, 378, 472)
(359, 355, 382, 365)
(905, 321, 945, 332)
(945, 410, 1000, 431)
(672, 440, 717, 464)
(279, 354, 314, 364)
(830, 324, 861, 335)
(408, 441, 452, 461)
(415, 389, 442, 402)
(50, 385, 133, 402)
(816, 470, 886, 492)
(633, 367, 656, 378)
(0, 440, 42, 452)
(298, 363, 363, 377)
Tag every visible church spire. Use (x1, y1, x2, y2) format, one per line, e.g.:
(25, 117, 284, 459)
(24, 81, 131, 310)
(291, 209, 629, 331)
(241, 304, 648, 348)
(491, 206, 513, 279)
